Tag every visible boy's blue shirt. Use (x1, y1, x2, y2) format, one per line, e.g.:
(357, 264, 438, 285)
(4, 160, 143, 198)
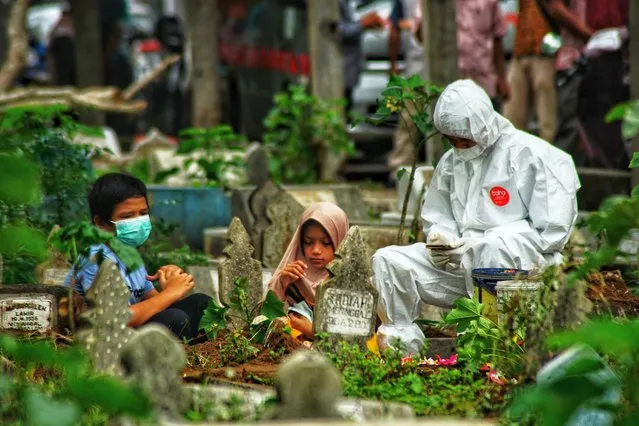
(64, 243, 154, 305)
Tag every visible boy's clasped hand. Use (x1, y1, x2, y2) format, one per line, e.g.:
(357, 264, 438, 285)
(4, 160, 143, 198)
(147, 265, 194, 300)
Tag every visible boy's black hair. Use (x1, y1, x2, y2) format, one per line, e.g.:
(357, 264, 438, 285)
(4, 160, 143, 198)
(89, 173, 148, 223)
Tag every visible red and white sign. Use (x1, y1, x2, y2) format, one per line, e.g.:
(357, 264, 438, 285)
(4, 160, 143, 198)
(490, 186, 510, 207)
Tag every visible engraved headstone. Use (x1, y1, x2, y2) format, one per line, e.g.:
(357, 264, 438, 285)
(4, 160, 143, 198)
(313, 226, 379, 350)
(261, 190, 305, 268)
(120, 324, 187, 418)
(76, 260, 135, 376)
(0, 295, 55, 333)
(218, 218, 264, 317)
(248, 180, 283, 262)
(0, 284, 80, 334)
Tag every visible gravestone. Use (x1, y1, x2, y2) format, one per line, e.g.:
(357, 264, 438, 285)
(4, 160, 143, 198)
(245, 142, 270, 186)
(187, 265, 222, 306)
(353, 222, 411, 259)
(261, 189, 305, 268)
(76, 260, 135, 376)
(0, 284, 80, 334)
(313, 226, 378, 350)
(202, 227, 228, 258)
(218, 218, 264, 316)
(248, 180, 283, 262)
(120, 324, 187, 418)
(262, 350, 343, 420)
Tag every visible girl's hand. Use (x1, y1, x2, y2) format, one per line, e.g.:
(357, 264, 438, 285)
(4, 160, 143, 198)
(280, 260, 307, 287)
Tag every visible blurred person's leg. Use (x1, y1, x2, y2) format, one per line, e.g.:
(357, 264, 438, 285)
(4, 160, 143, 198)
(502, 57, 529, 131)
(530, 57, 557, 142)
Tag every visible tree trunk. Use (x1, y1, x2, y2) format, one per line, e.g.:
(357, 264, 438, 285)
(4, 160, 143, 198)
(307, 0, 345, 182)
(631, 0, 639, 187)
(421, 0, 458, 164)
(185, 0, 221, 127)
(69, 0, 104, 125)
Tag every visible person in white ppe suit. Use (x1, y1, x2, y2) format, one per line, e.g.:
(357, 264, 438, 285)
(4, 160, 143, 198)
(372, 79, 580, 354)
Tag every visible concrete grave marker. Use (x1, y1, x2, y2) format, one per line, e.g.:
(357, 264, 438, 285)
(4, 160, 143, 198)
(261, 190, 305, 268)
(245, 142, 271, 186)
(77, 260, 135, 376)
(0, 295, 55, 333)
(218, 218, 264, 316)
(248, 180, 283, 262)
(120, 324, 187, 418)
(313, 226, 378, 349)
(353, 222, 411, 259)
(0, 284, 82, 334)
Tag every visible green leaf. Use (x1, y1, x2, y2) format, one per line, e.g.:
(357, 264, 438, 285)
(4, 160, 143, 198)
(259, 290, 287, 320)
(65, 376, 152, 418)
(23, 387, 81, 426)
(406, 74, 425, 89)
(199, 299, 229, 340)
(0, 154, 41, 205)
(622, 101, 639, 139)
(629, 152, 639, 169)
(381, 87, 403, 98)
(396, 168, 407, 182)
(605, 103, 629, 123)
(445, 297, 483, 323)
(546, 318, 639, 355)
(0, 224, 48, 261)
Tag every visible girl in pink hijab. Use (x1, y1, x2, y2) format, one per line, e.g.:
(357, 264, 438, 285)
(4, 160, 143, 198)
(268, 202, 349, 339)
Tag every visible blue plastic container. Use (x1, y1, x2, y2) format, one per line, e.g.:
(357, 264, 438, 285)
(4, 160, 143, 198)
(146, 185, 232, 250)
(471, 268, 530, 295)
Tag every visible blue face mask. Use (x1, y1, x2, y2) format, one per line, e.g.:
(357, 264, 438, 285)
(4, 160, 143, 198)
(112, 215, 152, 247)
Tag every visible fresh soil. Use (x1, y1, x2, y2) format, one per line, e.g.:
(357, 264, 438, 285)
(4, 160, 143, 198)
(587, 270, 639, 316)
(421, 324, 457, 338)
(183, 326, 304, 386)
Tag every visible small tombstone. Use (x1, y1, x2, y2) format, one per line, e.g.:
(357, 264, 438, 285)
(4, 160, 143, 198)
(0, 284, 82, 334)
(218, 218, 264, 317)
(120, 324, 187, 418)
(355, 223, 411, 259)
(262, 350, 342, 420)
(313, 226, 379, 350)
(76, 260, 135, 376)
(248, 180, 283, 261)
(261, 190, 305, 268)
(245, 142, 271, 186)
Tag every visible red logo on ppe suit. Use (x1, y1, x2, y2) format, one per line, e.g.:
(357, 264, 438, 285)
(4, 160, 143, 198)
(490, 187, 510, 206)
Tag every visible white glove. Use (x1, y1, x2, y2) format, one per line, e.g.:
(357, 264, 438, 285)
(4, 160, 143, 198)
(427, 232, 462, 269)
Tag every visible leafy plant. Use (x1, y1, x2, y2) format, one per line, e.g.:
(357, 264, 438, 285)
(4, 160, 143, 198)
(171, 124, 247, 187)
(445, 298, 524, 372)
(367, 74, 443, 242)
(198, 277, 286, 355)
(605, 99, 639, 142)
(0, 334, 152, 425)
(49, 221, 144, 274)
(263, 84, 354, 184)
(0, 154, 48, 284)
(219, 330, 261, 366)
(316, 338, 508, 417)
(0, 105, 98, 230)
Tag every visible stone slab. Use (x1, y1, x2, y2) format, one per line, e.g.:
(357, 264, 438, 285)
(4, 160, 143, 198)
(425, 338, 456, 359)
(0, 294, 56, 333)
(351, 222, 411, 259)
(0, 284, 80, 333)
(203, 227, 229, 258)
(42, 267, 70, 286)
(180, 384, 417, 424)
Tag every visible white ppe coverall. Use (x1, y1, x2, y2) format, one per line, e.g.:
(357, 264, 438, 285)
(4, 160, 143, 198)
(372, 80, 580, 354)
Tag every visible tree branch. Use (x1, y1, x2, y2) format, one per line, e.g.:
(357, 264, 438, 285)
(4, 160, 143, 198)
(0, 0, 30, 92)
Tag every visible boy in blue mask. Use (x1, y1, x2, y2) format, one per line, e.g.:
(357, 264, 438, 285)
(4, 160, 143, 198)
(65, 173, 211, 341)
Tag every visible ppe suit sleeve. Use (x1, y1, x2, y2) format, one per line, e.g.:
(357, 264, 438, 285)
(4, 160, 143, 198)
(421, 153, 460, 241)
(515, 147, 580, 253)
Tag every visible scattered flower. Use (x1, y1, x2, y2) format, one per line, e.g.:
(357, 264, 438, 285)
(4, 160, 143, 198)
(488, 370, 507, 385)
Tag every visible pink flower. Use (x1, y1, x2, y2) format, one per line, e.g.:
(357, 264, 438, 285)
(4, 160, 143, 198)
(435, 354, 458, 366)
(488, 370, 507, 385)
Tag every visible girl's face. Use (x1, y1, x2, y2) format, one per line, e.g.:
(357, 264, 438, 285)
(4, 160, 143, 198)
(301, 221, 335, 270)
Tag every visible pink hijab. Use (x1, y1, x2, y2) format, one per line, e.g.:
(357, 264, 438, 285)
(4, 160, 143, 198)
(268, 202, 349, 305)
